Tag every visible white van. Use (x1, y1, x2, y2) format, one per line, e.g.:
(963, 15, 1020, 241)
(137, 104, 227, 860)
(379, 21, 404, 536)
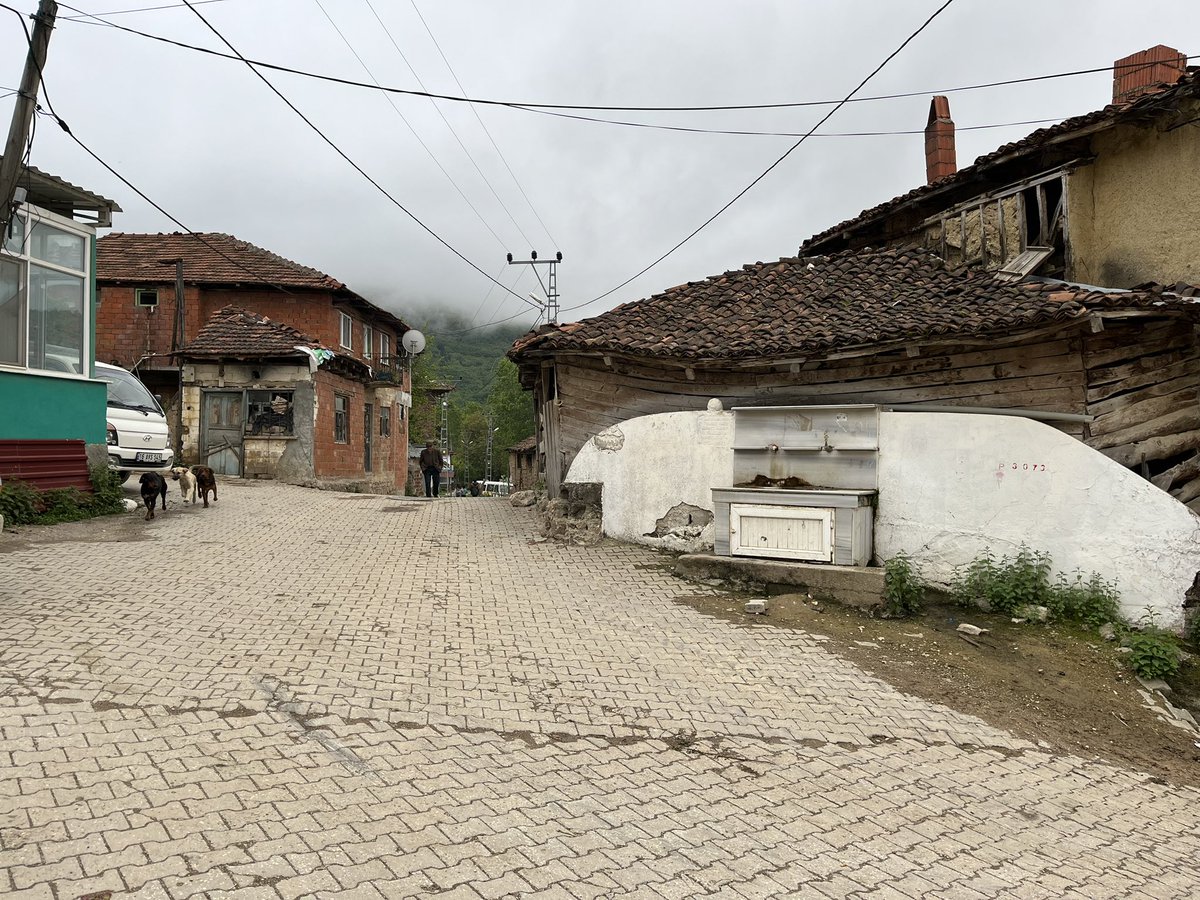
(94, 362, 174, 482)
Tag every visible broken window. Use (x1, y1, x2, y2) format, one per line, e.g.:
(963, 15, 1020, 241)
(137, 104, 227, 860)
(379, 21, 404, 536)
(246, 390, 294, 436)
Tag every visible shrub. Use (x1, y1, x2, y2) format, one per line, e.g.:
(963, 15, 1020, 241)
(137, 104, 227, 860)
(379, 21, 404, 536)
(89, 465, 126, 515)
(1128, 628, 1181, 680)
(883, 553, 925, 618)
(951, 545, 1051, 616)
(0, 478, 40, 526)
(1046, 571, 1121, 627)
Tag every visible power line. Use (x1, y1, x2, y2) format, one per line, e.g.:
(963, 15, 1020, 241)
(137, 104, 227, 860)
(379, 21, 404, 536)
(558, 0, 962, 316)
(402, 0, 557, 248)
(176, 0, 526, 305)
(355, 0, 537, 248)
(58, 0, 227, 20)
(310, 0, 510, 250)
(38, 109, 299, 295)
(56, 6, 1187, 118)
(511, 107, 1068, 139)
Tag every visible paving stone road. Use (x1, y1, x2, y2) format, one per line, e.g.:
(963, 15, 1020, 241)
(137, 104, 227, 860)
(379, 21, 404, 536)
(2, 480, 1199, 899)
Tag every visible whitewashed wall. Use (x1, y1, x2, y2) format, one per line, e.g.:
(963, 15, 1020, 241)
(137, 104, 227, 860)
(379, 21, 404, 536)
(565, 402, 734, 552)
(876, 411, 1200, 627)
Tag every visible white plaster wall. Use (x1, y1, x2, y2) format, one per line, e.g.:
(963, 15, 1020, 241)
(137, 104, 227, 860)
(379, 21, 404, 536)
(564, 405, 734, 551)
(876, 412, 1200, 628)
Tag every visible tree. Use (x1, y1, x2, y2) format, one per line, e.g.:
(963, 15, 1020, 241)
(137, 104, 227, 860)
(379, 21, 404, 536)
(488, 358, 534, 479)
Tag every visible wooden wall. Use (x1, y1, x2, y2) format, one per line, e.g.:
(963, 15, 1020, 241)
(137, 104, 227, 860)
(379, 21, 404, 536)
(1083, 317, 1200, 509)
(536, 315, 1200, 502)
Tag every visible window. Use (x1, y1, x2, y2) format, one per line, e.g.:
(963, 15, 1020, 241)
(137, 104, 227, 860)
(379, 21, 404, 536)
(0, 209, 90, 373)
(380, 332, 391, 364)
(135, 289, 159, 308)
(246, 390, 294, 436)
(363, 323, 373, 359)
(334, 394, 349, 443)
(379, 404, 391, 437)
(339, 312, 353, 349)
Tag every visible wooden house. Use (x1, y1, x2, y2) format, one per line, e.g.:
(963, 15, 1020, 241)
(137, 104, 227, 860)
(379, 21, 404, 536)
(803, 47, 1200, 290)
(509, 248, 1200, 501)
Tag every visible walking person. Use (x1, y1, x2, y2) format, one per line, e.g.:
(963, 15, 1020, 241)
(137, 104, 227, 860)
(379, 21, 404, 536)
(419, 441, 444, 498)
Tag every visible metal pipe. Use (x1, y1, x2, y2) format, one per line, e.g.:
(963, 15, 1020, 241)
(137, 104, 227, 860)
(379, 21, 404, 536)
(888, 403, 1094, 424)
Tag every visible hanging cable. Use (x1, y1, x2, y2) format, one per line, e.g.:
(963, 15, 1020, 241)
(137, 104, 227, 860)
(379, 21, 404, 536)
(402, 0, 558, 247)
(311, 0, 510, 250)
(176, 0, 526, 304)
(353, 0, 538, 248)
(558, 0, 961, 317)
(56, 5, 1182, 118)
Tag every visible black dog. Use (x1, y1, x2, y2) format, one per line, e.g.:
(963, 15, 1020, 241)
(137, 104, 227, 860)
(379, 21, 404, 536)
(139, 472, 168, 521)
(192, 465, 218, 508)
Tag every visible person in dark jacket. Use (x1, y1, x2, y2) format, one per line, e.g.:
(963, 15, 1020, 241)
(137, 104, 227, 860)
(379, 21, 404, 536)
(419, 441, 444, 497)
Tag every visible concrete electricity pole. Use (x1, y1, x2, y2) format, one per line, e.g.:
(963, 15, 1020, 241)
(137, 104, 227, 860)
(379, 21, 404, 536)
(0, 1, 58, 238)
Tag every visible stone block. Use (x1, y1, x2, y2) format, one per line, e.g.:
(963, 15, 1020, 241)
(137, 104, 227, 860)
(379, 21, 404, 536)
(675, 554, 885, 609)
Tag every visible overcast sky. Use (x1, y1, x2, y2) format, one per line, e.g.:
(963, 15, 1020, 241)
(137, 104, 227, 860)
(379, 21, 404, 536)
(3, 0, 1198, 331)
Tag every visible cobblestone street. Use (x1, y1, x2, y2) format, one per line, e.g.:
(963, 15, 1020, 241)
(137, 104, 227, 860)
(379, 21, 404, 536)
(2, 480, 1199, 899)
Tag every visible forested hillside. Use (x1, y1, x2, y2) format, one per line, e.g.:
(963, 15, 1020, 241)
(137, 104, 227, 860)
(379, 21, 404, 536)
(405, 310, 538, 488)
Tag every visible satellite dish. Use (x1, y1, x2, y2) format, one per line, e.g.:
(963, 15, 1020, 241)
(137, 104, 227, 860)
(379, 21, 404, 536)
(401, 329, 426, 356)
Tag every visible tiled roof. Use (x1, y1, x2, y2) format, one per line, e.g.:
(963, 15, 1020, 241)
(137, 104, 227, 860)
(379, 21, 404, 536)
(509, 435, 537, 453)
(510, 247, 1197, 362)
(182, 306, 323, 357)
(97, 232, 348, 291)
(801, 69, 1200, 252)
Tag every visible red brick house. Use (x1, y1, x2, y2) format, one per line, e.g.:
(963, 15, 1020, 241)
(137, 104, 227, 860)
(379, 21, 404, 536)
(96, 233, 413, 490)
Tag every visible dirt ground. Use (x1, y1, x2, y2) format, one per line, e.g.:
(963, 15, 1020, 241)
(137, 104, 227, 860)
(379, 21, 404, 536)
(672, 584, 1200, 788)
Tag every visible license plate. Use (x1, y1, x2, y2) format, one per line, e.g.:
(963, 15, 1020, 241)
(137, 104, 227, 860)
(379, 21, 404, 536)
(135, 452, 162, 463)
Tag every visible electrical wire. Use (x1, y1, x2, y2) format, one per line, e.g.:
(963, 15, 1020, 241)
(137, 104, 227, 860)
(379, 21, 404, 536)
(176, 0, 526, 304)
(558, 0, 961, 317)
(55, 5, 1190, 118)
(39, 110, 300, 295)
(58, 0, 228, 20)
(311, 0, 510, 250)
(402, 0, 558, 248)
(354, 0, 538, 248)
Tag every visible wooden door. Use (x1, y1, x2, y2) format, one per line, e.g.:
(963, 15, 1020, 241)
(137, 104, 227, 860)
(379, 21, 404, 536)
(202, 391, 243, 476)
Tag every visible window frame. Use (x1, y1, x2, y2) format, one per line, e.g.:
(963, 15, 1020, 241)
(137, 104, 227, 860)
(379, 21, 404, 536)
(333, 393, 349, 443)
(380, 332, 391, 364)
(339, 312, 353, 350)
(245, 389, 295, 436)
(0, 204, 93, 377)
(363, 323, 373, 360)
(379, 404, 391, 437)
(134, 288, 159, 308)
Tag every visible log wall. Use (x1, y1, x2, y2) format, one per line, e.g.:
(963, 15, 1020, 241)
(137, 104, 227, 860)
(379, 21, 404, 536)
(1084, 317, 1200, 508)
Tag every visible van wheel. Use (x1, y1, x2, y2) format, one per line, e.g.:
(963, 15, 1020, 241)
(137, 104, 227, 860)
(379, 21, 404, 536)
(118, 471, 131, 484)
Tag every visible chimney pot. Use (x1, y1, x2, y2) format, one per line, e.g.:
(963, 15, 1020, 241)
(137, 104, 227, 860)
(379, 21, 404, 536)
(924, 95, 956, 185)
(1112, 45, 1186, 103)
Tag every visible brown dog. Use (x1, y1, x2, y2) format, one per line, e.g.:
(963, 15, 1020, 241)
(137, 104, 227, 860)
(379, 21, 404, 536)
(192, 465, 218, 508)
(139, 472, 168, 520)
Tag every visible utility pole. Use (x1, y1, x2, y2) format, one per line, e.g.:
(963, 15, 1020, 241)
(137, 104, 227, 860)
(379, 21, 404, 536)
(439, 399, 450, 491)
(506, 250, 562, 324)
(0, 1, 57, 238)
(485, 418, 496, 484)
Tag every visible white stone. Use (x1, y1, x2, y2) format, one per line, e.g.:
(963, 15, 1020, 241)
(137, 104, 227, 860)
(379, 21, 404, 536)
(744, 600, 767, 615)
(956, 624, 988, 636)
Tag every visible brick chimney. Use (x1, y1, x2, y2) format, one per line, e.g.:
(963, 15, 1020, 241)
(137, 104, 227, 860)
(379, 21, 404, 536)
(1113, 45, 1187, 103)
(924, 95, 956, 184)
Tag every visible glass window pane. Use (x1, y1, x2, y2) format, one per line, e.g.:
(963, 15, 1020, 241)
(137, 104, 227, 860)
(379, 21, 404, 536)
(29, 221, 85, 271)
(0, 257, 23, 365)
(28, 264, 84, 374)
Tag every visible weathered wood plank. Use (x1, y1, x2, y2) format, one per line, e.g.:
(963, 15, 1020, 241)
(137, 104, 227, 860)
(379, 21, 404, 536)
(1089, 407, 1200, 452)
(1097, 429, 1200, 467)
(1084, 329, 1192, 369)
(1173, 475, 1200, 505)
(1087, 347, 1200, 387)
(1151, 452, 1200, 491)
(1089, 389, 1198, 436)
(1087, 358, 1200, 404)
